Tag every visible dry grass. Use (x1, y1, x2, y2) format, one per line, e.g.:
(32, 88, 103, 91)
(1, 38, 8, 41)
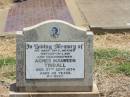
(0, 36, 15, 97)
(0, 63, 15, 82)
(0, 0, 12, 9)
(0, 36, 16, 58)
(0, 33, 130, 58)
(94, 33, 130, 51)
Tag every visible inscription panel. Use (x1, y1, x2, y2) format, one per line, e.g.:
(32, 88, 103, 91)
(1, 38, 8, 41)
(26, 42, 84, 79)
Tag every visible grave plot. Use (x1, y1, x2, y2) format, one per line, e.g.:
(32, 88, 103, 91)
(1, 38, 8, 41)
(10, 20, 99, 97)
(5, 0, 74, 32)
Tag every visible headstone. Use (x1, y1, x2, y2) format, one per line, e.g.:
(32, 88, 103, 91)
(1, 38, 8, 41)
(10, 20, 99, 97)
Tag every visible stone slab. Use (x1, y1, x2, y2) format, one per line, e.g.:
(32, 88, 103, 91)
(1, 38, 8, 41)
(65, 0, 88, 27)
(10, 83, 99, 97)
(5, 0, 73, 32)
(76, 0, 130, 30)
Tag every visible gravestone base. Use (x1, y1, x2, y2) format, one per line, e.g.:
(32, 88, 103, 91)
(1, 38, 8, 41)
(9, 82, 99, 97)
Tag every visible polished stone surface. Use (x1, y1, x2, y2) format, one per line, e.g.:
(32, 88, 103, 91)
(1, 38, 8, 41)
(5, 0, 73, 32)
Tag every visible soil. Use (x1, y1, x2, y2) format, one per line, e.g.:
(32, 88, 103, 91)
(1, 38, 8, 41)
(95, 68, 130, 97)
(0, 81, 9, 97)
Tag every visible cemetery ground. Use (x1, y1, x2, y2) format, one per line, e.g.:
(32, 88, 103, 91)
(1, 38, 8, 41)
(0, 0, 130, 97)
(0, 33, 130, 97)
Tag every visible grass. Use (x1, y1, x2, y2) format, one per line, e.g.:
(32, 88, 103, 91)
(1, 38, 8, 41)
(0, 57, 16, 67)
(95, 49, 130, 76)
(0, 57, 16, 82)
(95, 49, 130, 60)
(116, 62, 130, 76)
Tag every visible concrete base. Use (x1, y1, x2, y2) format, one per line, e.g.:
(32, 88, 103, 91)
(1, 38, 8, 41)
(9, 83, 100, 97)
(76, 0, 130, 30)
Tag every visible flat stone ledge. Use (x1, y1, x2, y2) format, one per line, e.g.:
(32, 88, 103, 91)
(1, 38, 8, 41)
(77, 0, 130, 30)
(10, 83, 100, 97)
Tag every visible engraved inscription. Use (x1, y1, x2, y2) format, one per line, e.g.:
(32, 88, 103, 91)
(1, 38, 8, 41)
(26, 42, 84, 79)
